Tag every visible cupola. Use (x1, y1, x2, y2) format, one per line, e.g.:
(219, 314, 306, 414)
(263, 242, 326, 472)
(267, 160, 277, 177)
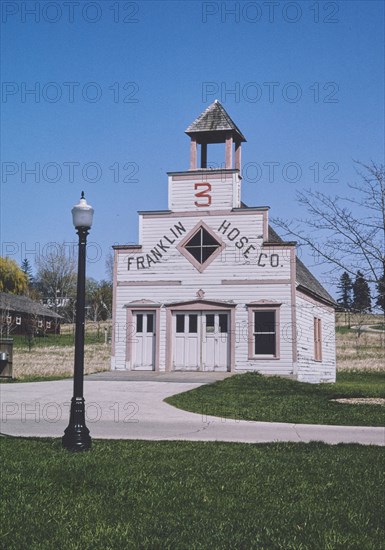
(185, 100, 246, 171)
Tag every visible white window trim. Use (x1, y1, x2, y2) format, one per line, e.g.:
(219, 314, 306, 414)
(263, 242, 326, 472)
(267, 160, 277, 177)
(247, 305, 281, 360)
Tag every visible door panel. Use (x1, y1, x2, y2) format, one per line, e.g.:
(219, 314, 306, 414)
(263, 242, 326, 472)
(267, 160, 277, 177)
(202, 313, 229, 371)
(174, 313, 199, 370)
(173, 311, 229, 371)
(132, 312, 155, 370)
(216, 313, 229, 370)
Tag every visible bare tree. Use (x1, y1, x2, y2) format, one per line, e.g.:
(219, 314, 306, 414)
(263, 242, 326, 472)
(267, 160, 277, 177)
(105, 250, 114, 283)
(35, 242, 77, 318)
(273, 161, 385, 294)
(86, 278, 112, 322)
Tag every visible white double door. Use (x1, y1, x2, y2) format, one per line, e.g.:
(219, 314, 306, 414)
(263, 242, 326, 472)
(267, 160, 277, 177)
(132, 311, 155, 370)
(173, 311, 229, 371)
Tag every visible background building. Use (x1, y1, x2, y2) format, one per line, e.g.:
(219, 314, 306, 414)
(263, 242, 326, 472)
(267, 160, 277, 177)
(0, 292, 62, 337)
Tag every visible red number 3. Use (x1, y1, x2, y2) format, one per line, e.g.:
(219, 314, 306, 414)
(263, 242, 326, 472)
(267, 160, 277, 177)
(194, 183, 212, 207)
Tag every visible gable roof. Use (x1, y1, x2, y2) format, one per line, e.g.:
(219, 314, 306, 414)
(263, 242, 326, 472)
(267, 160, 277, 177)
(185, 100, 246, 142)
(295, 258, 336, 305)
(0, 293, 63, 319)
(267, 226, 336, 306)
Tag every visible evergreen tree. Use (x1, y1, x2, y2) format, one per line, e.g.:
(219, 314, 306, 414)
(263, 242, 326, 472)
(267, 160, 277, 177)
(352, 271, 371, 313)
(21, 258, 34, 285)
(337, 271, 353, 309)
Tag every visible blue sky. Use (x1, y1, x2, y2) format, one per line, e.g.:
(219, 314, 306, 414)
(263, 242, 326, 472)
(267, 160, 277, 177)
(1, 0, 384, 296)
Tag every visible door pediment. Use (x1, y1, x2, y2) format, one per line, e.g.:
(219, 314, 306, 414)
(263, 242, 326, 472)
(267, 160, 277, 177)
(166, 298, 236, 310)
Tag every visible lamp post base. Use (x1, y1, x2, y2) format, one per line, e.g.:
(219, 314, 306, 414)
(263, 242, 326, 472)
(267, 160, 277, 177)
(62, 397, 91, 452)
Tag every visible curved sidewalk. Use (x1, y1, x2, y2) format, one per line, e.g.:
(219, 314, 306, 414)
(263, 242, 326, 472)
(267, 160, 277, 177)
(1, 379, 384, 446)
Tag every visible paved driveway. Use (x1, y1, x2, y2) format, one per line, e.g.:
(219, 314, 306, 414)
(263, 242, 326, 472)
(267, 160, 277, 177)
(1, 378, 384, 445)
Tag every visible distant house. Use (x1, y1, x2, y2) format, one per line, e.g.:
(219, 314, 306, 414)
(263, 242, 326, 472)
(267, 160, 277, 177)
(0, 293, 62, 337)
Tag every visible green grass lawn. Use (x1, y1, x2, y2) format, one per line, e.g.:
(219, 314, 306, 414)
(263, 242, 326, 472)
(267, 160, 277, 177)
(0, 373, 73, 383)
(11, 331, 106, 349)
(335, 325, 352, 334)
(165, 371, 385, 427)
(1, 437, 383, 549)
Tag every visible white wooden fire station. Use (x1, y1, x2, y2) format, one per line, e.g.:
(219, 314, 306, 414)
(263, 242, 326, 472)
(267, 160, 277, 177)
(111, 101, 336, 383)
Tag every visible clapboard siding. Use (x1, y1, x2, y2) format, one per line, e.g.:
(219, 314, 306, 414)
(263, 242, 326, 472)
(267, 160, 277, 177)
(169, 172, 241, 211)
(295, 293, 336, 383)
(111, 109, 336, 382)
(111, 199, 336, 381)
(118, 213, 292, 283)
(138, 212, 264, 249)
(113, 281, 294, 373)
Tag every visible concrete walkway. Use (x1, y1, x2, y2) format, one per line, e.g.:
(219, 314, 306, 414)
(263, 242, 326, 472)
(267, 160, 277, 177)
(351, 324, 385, 333)
(86, 371, 235, 383)
(1, 378, 384, 446)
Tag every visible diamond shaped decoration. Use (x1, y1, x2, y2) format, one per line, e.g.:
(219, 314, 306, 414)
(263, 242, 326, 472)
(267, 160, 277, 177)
(177, 222, 225, 272)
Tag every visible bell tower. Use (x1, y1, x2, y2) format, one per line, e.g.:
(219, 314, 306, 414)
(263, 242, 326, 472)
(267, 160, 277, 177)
(167, 102, 247, 212)
(185, 100, 246, 171)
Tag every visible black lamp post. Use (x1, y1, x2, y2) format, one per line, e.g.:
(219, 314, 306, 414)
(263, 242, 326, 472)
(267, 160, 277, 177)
(62, 192, 94, 452)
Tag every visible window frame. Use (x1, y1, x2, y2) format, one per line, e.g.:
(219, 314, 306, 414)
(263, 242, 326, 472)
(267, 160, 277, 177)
(218, 313, 228, 334)
(146, 313, 154, 334)
(15, 316, 22, 325)
(184, 227, 221, 265)
(314, 317, 322, 361)
(188, 314, 198, 334)
(247, 305, 281, 360)
(176, 314, 185, 333)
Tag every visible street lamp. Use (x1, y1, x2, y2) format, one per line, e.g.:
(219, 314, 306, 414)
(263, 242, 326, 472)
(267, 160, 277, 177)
(62, 192, 94, 452)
